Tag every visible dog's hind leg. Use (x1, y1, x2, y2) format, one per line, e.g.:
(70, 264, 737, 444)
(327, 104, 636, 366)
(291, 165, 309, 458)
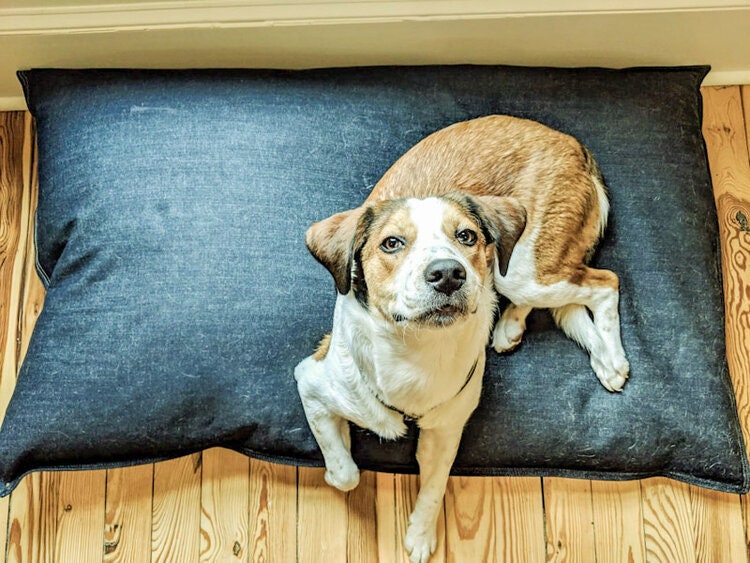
(556, 267, 629, 391)
(585, 268, 629, 390)
(552, 303, 625, 392)
(552, 303, 601, 353)
(492, 303, 533, 353)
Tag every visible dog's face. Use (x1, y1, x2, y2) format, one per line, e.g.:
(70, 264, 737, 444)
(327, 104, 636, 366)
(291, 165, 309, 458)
(307, 193, 526, 328)
(356, 197, 491, 327)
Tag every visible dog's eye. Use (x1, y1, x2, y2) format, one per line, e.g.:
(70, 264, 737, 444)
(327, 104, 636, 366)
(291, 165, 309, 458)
(456, 229, 478, 246)
(380, 236, 405, 253)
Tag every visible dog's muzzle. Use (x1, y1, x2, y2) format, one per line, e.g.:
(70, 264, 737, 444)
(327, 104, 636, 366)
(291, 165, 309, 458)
(391, 259, 472, 327)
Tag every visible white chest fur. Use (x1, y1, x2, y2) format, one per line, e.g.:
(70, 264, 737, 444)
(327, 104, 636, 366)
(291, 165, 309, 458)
(332, 290, 494, 420)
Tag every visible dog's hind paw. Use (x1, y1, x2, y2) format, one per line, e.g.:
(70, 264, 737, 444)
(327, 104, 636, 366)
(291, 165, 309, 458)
(491, 316, 525, 354)
(592, 354, 630, 392)
(374, 412, 409, 441)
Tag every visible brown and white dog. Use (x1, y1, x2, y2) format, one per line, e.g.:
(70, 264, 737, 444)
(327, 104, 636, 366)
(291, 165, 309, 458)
(294, 115, 629, 562)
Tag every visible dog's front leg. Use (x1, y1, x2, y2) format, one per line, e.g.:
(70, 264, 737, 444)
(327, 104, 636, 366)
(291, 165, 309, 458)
(295, 357, 360, 491)
(306, 405, 360, 491)
(404, 425, 463, 563)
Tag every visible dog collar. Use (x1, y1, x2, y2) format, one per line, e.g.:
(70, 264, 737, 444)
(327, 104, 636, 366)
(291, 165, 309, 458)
(370, 356, 480, 421)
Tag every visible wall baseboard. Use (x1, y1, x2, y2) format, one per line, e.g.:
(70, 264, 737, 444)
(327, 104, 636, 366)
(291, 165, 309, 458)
(3, 1, 747, 35)
(2, 1, 748, 109)
(704, 70, 750, 86)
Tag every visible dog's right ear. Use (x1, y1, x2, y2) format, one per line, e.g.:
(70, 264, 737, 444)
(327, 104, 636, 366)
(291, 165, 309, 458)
(305, 206, 372, 295)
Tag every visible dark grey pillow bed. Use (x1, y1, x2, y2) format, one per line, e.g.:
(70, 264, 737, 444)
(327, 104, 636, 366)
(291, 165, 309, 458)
(1, 65, 747, 497)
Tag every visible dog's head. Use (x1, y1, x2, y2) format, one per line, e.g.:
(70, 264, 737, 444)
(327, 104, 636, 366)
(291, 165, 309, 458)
(306, 193, 526, 327)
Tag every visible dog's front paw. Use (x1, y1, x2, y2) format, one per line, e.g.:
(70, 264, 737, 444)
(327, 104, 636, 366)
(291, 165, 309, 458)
(324, 458, 360, 492)
(404, 519, 437, 563)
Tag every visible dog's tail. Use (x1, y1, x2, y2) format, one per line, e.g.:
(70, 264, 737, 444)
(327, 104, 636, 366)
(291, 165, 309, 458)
(581, 145, 610, 260)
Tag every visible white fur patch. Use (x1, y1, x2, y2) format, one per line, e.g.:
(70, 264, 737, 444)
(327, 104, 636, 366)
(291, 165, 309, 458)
(384, 198, 485, 321)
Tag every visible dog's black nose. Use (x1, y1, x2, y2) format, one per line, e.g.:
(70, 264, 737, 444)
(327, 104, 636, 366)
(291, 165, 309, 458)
(424, 259, 466, 295)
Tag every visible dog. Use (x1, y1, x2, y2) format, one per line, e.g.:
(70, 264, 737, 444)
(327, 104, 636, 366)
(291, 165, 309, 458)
(294, 115, 629, 562)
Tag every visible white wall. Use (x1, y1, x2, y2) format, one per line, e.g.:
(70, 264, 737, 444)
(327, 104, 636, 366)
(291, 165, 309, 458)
(1, 0, 749, 110)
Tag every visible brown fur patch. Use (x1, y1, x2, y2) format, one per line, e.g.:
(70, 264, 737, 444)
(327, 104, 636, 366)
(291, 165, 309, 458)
(469, 195, 526, 276)
(357, 203, 418, 313)
(313, 333, 332, 361)
(308, 114, 615, 319)
(306, 207, 366, 295)
(528, 143, 604, 284)
(440, 200, 493, 280)
(363, 115, 607, 289)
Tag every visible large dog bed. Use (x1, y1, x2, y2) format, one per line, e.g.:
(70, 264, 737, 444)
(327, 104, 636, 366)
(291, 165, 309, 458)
(1, 65, 746, 496)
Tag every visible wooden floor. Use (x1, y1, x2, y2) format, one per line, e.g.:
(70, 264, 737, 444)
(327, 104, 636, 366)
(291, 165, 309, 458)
(0, 85, 749, 562)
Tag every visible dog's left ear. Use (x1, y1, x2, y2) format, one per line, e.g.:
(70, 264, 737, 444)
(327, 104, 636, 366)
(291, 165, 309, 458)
(472, 195, 527, 277)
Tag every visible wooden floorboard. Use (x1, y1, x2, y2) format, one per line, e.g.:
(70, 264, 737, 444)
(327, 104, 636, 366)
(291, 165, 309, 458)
(543, 477, 596, 562)
(151, 454, 202, 562)
(0, 112, 25, 563)
(702, 84, 750, 563)
(641, 478, 696, 563)
(346, 470, 379, 562)
(491, 477, 546, 562)
(247, 458, 296, 562)
(445, 475, 498, 561)
(104, 464, 154, 563)
(702, 85, 750, 456)
(590, 480, 645, 563)
(53, 470, 107, 562)
(0, 85, 749, 561)
(199, 448, 250, 562)
(297, 467, 348, 562)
